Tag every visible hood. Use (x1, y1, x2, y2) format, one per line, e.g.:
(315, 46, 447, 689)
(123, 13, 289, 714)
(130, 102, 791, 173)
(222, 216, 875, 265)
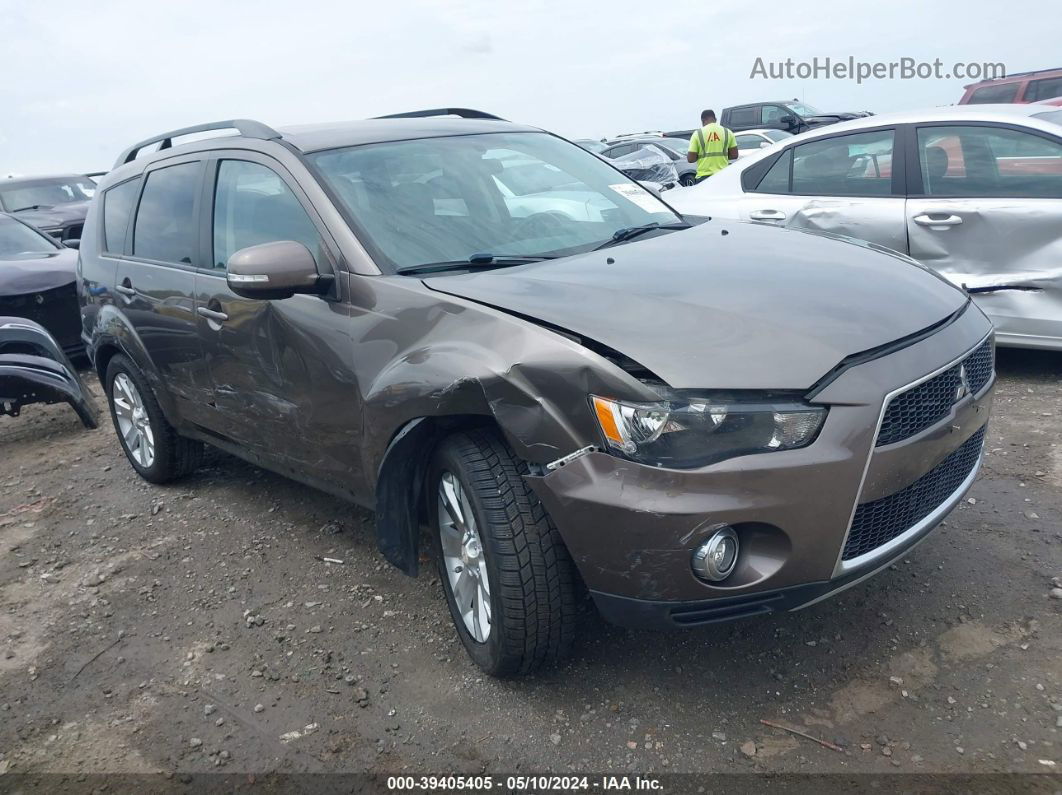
(10, 200, 90, 230)
(423, 221, 967, 390)
(0, 249, 78, 295)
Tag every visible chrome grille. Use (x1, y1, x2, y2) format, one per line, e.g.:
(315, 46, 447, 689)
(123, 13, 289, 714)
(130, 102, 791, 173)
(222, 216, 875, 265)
(877, 338, 993, 447)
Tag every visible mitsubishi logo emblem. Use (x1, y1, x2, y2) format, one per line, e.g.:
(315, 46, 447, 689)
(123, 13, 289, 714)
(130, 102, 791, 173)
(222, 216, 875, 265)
(955, 364, 971, 401)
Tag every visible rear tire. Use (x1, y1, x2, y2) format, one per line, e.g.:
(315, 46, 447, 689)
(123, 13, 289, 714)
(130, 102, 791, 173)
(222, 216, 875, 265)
(680, 173, 697, 187)
(104, 354, 203, 484)
(430, 429, 577, 676)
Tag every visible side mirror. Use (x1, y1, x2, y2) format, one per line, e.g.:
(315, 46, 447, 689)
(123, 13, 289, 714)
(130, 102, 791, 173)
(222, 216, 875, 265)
(781, 115, 799, 130)
(63, 239, 80, 250)
(226, 240, 331, 300)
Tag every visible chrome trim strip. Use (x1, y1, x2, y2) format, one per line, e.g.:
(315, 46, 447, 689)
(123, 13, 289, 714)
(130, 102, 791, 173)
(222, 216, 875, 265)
(830, 331, 992, 578)
(806, 449, 982, 610)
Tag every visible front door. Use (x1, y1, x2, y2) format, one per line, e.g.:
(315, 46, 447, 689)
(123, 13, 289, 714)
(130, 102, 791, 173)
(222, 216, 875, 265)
(193, 155, 359, 488)
(740, 127, 909, 253)
(906, 123, 1062, 347)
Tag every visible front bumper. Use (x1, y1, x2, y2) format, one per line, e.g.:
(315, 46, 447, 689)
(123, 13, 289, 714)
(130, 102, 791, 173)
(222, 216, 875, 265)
(527, 304, 995, 627)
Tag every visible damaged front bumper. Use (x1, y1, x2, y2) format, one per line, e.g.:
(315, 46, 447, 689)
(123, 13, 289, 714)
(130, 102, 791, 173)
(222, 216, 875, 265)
(0, 317, 99, 428)
(527, 309, 995, 630)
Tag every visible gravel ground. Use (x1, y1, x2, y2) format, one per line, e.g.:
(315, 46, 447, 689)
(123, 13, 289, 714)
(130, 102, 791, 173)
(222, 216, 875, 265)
(0, 348, 1059, 782)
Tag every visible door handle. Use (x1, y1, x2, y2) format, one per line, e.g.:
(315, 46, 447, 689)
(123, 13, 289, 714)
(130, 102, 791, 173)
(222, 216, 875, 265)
(749, 209, 787, 221)
(197, 307, 229, 322)
(913, 213, 963, 228)
(115, 283, 136, 296)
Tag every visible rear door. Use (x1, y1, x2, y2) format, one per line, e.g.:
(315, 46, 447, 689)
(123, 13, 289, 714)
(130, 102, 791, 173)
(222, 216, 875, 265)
(193, 153, 358, 485)
(739, 126, 909, 253)
(906, 122, 1062, 346)
(115, 156, 214, 424)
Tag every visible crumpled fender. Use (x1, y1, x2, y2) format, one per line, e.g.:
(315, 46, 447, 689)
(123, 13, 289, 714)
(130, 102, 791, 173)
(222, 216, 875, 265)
(363, 296, 660, 575)
(0, 317, 98, 428)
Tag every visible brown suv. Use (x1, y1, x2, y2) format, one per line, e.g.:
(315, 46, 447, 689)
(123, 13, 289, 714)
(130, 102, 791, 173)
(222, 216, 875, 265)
(79, 111, 995, 676)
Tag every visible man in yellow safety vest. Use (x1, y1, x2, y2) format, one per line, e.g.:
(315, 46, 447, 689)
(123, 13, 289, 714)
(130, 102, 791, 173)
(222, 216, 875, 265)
(687, 109, 738, 183)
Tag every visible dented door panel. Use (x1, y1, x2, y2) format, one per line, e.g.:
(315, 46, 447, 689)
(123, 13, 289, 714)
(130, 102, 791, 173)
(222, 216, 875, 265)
(906, 198, 1062, 349)
(193, 270, 361, 487)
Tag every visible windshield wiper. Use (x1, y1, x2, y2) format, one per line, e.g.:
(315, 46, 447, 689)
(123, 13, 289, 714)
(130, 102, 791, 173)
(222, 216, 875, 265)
(11, 205, 53, 212)
(397, 254, 556, 276)
(593, 222, 691, 251)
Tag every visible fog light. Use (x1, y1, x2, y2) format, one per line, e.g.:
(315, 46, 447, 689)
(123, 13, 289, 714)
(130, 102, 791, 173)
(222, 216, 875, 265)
(691, 526, 739, 582)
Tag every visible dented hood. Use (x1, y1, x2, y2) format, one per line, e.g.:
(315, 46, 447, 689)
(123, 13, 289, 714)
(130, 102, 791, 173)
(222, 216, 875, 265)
(424, 221, 967, 390)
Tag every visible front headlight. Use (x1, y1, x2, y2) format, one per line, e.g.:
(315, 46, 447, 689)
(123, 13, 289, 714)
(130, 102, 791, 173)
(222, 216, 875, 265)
(591, 393, 827, 468)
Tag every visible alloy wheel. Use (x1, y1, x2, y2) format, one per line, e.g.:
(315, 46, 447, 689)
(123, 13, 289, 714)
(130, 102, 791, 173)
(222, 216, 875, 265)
(437, 471, 492, 642)
(111, 373, 156, 468)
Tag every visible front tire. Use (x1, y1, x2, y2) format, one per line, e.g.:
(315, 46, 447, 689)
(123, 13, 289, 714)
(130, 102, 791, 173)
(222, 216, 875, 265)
(680, 173, 697, 187)
(430, 429, 577, 676)
(105, 354, 203, 484)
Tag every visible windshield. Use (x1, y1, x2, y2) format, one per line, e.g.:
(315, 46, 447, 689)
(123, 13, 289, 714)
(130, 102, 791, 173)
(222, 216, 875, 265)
(309, 131, 682, 272)
(785, 102, 822, 118)
(764, 129, 794, 142)
(0, 215, 59, 257)
(0, 177, 96, 212)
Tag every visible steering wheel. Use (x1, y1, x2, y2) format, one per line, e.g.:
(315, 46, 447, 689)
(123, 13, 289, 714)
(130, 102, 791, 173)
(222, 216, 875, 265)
(513, 211, 573, 238)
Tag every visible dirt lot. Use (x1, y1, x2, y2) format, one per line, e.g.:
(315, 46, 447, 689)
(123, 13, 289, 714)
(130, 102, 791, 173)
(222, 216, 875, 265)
(1, 349, 1060, 784)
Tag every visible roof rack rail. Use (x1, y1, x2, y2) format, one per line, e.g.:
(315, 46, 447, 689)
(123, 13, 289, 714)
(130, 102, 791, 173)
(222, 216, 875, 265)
(972, 66, 1062, 83)
(373, 108, 506, 121)
(114, 119, 281, 168)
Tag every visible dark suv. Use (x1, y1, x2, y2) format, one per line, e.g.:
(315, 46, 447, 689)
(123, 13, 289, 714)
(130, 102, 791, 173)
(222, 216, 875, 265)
(721, 101, 872, 134)
(0, 173, 100, 244)
(81, 111, 994, 676)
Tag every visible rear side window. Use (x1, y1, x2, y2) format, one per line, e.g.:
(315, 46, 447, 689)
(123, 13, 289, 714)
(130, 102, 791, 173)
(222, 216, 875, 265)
(212, 160, 322, 269)
(727, 107, 758, 128)
(790, 130, 895, 196)
(1027, 76, 1062, 102)
(754, 150, 792, 193)
(133, 162, 200, 264)
(967, 83, 1019, 104)
(102, 178, 141, 254)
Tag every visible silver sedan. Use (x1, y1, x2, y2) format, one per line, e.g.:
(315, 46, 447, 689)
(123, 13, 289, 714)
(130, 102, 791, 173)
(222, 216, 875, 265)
(670, 104, 1062, 350)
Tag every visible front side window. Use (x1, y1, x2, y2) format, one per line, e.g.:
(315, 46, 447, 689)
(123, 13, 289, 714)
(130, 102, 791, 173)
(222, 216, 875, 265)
(968, 83, 1019, 104)
(133, 162, 200, 265)
(1028, 76, 1062, 102)
(309, 132, 680, 272)
(102, 178, 141, 254)
(760, 105, 790, 127)
(789, 130, 895, 196)
(917, 125, 1062, 197)
(0, 176, 96, 212)
(0, 215, 58, 257)
(212, 160, 322, 270)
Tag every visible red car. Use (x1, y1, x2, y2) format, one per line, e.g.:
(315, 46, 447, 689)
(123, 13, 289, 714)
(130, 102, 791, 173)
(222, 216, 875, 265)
(959, 67, 1062, 104)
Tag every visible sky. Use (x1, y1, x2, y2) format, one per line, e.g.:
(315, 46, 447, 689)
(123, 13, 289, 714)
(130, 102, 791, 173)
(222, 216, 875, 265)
(1, 0, 1056, 175)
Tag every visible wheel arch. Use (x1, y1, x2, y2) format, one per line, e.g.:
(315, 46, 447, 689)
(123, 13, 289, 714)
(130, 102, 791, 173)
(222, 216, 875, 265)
(373, 412, 504, 576)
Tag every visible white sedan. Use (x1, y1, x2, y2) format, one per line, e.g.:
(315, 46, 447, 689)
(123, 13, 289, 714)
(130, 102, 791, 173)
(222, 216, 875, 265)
(669, 104, 1062, 351)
